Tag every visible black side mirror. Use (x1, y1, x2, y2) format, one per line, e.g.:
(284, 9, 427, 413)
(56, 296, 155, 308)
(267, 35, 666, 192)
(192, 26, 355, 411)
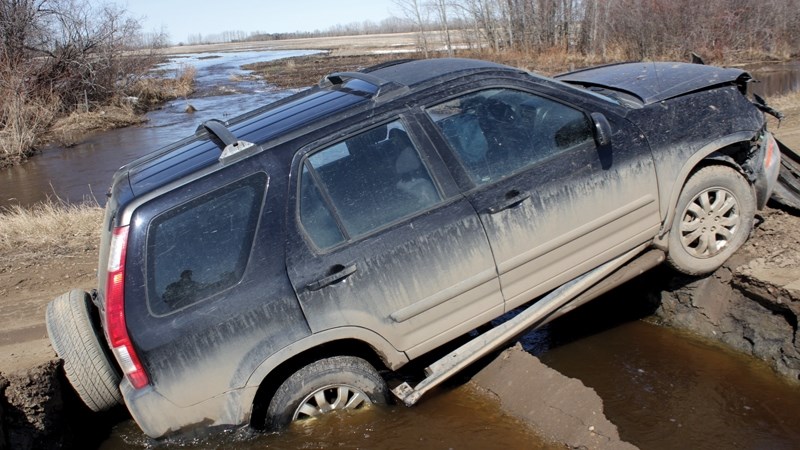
(590, 112, 612, 147)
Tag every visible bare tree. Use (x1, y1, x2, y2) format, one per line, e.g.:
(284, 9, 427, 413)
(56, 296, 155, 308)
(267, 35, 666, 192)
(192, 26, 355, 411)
(0, 0, 164, 163)
(393, 0, 431, 57)
(431, 0, 453, 56)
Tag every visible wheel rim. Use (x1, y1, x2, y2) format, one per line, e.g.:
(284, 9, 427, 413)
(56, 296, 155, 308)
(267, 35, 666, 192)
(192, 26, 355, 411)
(292, 384, 371, 421)
(679, 187, 740, 258)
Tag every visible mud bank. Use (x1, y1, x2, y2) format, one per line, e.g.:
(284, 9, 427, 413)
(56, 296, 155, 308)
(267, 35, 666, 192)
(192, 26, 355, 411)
(471, 345, 637, 449)
(0, 359, 125, 450)
(651, 207, 800, 382)
(0, 360, 66, 450)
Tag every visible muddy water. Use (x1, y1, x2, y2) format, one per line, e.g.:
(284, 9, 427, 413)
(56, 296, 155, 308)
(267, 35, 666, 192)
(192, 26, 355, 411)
(524, 290, 800, 450)
(99, 386, 549, 449)
(0, 50, 319, 209)
(94, 289, 800, 449)
(747, 60, 800, 98)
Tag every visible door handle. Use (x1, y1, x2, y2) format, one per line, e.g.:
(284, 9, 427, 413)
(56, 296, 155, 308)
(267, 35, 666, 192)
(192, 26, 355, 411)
(306, 264, 358, 291)
(486, 191, 530, 214)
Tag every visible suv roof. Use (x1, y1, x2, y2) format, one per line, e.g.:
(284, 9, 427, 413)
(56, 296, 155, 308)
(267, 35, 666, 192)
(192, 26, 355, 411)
(118, 58, 520, 200)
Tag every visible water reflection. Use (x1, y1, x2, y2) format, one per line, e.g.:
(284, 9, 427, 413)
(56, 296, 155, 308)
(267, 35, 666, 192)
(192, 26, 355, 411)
(748, 60, 800, 98)
(99, 386, 549, 449)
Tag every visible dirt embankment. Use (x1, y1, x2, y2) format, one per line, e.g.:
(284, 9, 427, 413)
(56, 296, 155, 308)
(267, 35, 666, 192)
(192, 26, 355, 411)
(647, 98, 800, 383)
(653, 207, 800, 381)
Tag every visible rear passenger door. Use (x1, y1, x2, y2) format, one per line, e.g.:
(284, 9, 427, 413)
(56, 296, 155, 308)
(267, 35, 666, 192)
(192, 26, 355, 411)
(285, 117, 503, 358)
(425, 87, 661, 309)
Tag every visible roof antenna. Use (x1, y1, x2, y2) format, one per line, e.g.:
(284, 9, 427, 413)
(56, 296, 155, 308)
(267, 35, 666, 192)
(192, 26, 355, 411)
(690, 52, 705, 65)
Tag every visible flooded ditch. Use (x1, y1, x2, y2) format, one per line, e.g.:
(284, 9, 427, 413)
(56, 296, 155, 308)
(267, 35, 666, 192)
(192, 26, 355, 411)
(1, 51, 800, 449)
(66, 281, 800, 449)
(526, 275, 800, 450)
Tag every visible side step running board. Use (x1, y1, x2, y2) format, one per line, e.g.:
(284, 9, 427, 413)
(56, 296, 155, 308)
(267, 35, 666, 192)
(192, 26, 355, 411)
(392, 243, 654, 407)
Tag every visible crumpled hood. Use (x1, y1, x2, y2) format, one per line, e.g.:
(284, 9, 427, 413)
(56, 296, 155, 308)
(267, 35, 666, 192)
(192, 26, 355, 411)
(556, 62, 750, 105)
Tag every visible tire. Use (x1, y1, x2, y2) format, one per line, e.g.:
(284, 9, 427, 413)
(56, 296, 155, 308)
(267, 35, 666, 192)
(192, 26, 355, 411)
(667, 165, 755, 275)
(45, 290, 123, 412)
(265, 356, 389, 430)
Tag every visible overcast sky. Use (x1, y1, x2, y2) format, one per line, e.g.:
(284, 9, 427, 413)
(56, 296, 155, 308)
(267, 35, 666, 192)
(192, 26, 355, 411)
(115, 0, 399, 43)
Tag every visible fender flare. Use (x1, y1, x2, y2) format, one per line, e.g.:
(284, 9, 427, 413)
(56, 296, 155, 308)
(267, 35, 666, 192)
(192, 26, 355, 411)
(237, 327, 408, 414)
(657, 130, 757, 240)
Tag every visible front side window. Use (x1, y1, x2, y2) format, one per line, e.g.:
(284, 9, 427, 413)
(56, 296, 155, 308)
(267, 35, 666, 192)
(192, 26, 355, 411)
(146, 174, 265, 315)
(426, 88, 594, 185)
(299, 120, 441, 248)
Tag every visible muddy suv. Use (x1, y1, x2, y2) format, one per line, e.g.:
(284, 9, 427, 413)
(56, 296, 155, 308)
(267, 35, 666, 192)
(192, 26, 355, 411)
(46, 58, 781, 438)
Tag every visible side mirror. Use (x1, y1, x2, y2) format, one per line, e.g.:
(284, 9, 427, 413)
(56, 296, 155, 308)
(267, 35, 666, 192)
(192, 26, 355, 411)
(590, 112, 612, 147)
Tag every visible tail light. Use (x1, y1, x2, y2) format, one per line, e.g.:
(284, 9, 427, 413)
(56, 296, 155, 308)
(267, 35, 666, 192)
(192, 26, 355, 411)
(105, 226, 149, 389)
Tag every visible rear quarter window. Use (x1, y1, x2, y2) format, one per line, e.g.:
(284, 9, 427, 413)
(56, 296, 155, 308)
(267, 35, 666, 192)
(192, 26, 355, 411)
(146, 174, 265, 315)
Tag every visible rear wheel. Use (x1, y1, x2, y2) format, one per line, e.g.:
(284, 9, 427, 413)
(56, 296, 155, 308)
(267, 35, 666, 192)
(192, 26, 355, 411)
(667, 165, 755, 275)
(265, 356, 389, 429)
(45, 290, 122, 412)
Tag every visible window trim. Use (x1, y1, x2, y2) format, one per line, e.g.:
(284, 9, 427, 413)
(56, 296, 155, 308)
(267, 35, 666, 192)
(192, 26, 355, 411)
(143, 172, 268, 317)
(421, 84, 598, 191)
(294, 117, 446, 254)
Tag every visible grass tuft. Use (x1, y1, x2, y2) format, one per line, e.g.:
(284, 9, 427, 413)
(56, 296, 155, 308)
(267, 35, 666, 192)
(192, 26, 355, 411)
(130, 64, 197, 107)
(0, 201, 104, 260)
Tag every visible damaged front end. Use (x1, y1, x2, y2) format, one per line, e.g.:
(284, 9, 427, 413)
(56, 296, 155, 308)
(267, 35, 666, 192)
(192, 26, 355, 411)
(744, 130, 782, 209)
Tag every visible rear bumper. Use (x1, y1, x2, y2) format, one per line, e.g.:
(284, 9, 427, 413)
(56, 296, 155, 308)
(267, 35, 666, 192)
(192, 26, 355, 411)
(120, 379, 257, 438)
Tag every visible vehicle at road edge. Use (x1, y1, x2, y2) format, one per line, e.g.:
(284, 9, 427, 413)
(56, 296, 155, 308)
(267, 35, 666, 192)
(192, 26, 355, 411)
(46, 57, 783, 438)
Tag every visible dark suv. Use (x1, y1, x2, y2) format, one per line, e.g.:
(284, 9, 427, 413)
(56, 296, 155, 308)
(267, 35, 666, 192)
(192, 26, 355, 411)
(46, 58, 780, 438)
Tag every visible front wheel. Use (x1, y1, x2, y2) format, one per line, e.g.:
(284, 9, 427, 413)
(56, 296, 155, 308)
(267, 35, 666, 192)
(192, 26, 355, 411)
(667, 165, 755, 275)
(265, 356, 389, 430)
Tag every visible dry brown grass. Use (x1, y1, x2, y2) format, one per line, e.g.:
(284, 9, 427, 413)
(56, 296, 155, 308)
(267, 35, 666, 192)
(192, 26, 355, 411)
(130, 64, 197, 107)
(0, 91, 58, 168)
(49, 104, 146, 147)
(0, 201, 103, 260)
(766, 91, 800, 111)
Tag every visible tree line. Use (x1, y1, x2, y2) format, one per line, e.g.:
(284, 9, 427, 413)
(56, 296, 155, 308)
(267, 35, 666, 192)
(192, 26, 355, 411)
(395, 0, 800, 60)
(179, 0, 800, 61)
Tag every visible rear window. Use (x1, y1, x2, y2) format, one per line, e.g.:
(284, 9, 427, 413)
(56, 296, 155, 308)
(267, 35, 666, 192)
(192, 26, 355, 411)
(146, 174, 265, 315)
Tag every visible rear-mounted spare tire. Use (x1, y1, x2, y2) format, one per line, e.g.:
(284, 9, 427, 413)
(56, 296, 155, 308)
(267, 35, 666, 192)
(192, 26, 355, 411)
(46, 289, 123, 411)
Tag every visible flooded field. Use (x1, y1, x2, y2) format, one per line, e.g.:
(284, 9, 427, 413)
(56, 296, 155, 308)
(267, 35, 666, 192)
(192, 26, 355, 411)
(0, 50, 318, 209)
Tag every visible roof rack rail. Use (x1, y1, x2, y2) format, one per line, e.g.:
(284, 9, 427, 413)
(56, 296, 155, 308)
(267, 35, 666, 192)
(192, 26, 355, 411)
(321, 71, 408, 100)
(361, 58, 417, 73)
(197, 119, 256, 161)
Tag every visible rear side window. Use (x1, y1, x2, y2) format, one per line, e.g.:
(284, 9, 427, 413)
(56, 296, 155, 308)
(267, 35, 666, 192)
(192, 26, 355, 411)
(146, 174, 265, 315)
(299, 120, 441, 249)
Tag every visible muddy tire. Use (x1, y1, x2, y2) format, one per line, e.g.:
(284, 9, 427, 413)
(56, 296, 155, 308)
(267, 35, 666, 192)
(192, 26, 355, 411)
(45, 290, 123, 412)
(667, 165, 755, 275)
(265, 356, 388, 430)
